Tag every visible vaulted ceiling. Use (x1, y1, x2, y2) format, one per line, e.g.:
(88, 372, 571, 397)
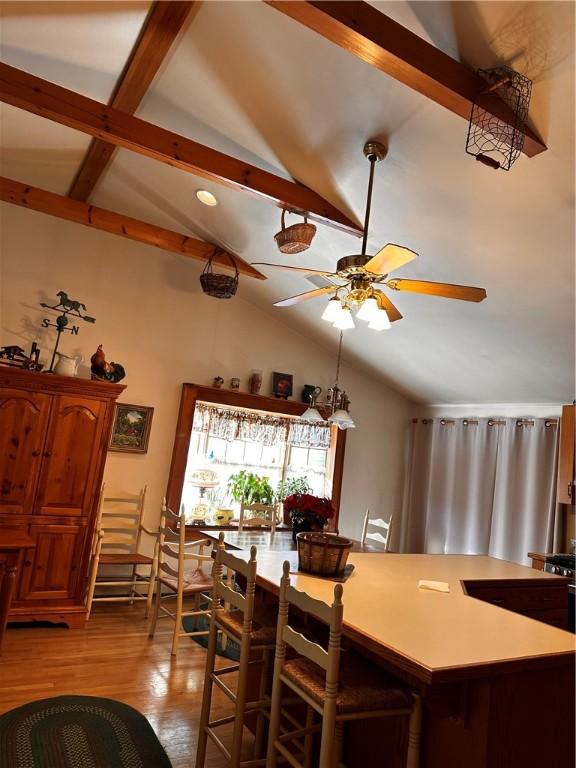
(1, 1, 574, 403)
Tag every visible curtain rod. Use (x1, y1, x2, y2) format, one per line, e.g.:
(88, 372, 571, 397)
(412, 417, 558, 427)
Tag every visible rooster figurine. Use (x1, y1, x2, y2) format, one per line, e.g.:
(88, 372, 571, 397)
(90, 344, 125, 383)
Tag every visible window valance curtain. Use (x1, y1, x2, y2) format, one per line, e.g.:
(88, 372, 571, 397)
(193, 402, 331, 449)
(397, 417, 561, 565)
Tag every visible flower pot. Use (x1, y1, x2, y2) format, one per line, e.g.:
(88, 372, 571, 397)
(214, 508, 234, 526)
(291, 520, 324, 542)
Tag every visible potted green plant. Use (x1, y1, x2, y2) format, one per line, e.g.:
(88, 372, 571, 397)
(228, 470, 275, 505)
(276, 476, 311, 526)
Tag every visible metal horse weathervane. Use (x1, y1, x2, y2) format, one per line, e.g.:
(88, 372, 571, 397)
(40, 291, 96, 372)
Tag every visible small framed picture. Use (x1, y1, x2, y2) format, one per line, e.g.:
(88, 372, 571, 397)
(109, 403, 154, 453)
(272, 372, 293, 399)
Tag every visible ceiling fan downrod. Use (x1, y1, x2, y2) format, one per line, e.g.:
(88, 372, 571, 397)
(361, 141, 387, 257)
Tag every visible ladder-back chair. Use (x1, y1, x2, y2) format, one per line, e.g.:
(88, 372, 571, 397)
(238, 503, 278, 533)
(148, 503, 213, 656)
(360, 509, 393, 550)
(266, 561, 414, 768)
(195, 532, 277, 768)
(86, 484, 158, 619)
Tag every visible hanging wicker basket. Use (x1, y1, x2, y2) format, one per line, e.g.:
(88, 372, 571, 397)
(274, 210, 317, 254)
(297, 532, 352, 576)
(200, 248, 239, 299)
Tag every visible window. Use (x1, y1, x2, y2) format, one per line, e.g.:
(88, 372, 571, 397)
(182, 401, 333, 520)
(166, 384, 346, 529)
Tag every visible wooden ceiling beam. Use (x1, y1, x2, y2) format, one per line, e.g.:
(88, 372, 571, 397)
(0, 63, 362, 236)
(68, 1, 197, 202)
(266, 1, 546, 158)
(0, 176, 266, 280)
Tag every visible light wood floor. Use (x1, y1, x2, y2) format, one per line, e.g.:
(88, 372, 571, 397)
(0, 604, 231, 767)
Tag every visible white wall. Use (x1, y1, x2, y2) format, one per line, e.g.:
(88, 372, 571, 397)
(0, 206, 414, 541)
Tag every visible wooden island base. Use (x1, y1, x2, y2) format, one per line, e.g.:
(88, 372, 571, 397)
(201, 534, 575, 768)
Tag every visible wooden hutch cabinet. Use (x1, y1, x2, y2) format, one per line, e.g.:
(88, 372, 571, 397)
(0, 368, 124, 627)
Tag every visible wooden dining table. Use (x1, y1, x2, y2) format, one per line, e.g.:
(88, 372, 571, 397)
(199, 529, 575, 768)
(195, 527, 384, 553)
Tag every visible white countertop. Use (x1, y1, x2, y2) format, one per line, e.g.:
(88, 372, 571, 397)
(228, 549, 575, 683)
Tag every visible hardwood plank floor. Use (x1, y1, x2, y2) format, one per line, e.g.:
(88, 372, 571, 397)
(0, 604, 230, 767)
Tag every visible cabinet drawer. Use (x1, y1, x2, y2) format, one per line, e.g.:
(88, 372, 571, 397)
(522, 608, 569, 630)
(467, 585, 568, 611)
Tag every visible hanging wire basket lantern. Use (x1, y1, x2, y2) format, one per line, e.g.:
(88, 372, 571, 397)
(465, 66, 532, 171)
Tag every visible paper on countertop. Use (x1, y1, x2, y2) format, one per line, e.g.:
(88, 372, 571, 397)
(418, 579, 450, 593)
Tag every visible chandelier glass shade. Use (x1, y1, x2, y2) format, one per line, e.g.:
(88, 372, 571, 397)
(368, 308, 391, 330)
(321, 297, 342, 323)
(332, 305, 355, 330)
(356, 296, 379, 323)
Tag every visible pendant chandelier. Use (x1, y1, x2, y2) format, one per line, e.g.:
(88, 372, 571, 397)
(301, 332, 355, 430)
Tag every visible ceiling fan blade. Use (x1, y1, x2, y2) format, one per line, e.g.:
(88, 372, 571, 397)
(252, 262, 337, 277)
(364, 244, 418, 276)
(373, 290, 403, 322)
(273, 286, 335, 307)
(387, 279, 487, 302)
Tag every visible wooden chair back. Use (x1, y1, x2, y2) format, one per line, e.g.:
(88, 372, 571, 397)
(360, 508, 392, 550)
(95, 483, 147, 554)
(157, 503, 212, 587)
(277, 560, 343, 676)
(239, 502, 278, 533)
(212, 531, 258, 622)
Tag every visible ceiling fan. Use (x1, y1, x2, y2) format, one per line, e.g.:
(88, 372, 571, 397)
(252, 141, 487, 331)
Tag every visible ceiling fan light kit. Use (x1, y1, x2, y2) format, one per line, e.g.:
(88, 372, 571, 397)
(255, 140, 487, 327)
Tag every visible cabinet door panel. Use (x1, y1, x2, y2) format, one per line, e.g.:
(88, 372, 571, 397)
(35, 396, 106, 517)
(0, 389, 51, 515)
(18, 524, 86, 601)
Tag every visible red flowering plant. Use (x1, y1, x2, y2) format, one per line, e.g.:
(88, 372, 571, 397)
(284, 493, 334, 534)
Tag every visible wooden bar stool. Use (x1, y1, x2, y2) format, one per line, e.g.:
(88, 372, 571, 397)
(266, 561, 414, 768)
(195, 533, 277, 768)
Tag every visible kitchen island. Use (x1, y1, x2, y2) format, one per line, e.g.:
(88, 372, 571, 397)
(201, 531, 575, 767)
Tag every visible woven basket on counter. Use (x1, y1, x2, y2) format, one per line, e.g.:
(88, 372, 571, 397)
(200, 248, 239, 299)
(274, 210, 317, 254)
(296, 532, 352, 577)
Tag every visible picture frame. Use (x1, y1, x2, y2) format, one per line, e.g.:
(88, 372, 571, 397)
(109, 403, 154, 453)
(272, 371, 293, 399)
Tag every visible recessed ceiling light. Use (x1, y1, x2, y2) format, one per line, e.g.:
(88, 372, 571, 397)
(195, 189, 218, 206)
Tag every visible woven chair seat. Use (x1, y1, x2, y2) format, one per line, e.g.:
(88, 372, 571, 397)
(99, 553, 153, 565)
(217, 603, 277, 645)
(283, 653, 413, 715)
(159, 569, 213, 594)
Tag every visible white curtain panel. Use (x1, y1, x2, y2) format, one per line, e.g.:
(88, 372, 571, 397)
(399, 418, 559, 565)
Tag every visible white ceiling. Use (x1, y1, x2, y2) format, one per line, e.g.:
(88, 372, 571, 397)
(1, 1, 574, 403)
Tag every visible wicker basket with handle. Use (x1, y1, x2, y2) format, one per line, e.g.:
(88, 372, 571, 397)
(297, 532, 352, 577)
(199, 248, 239, 299)
(274, 210, 317, 254)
